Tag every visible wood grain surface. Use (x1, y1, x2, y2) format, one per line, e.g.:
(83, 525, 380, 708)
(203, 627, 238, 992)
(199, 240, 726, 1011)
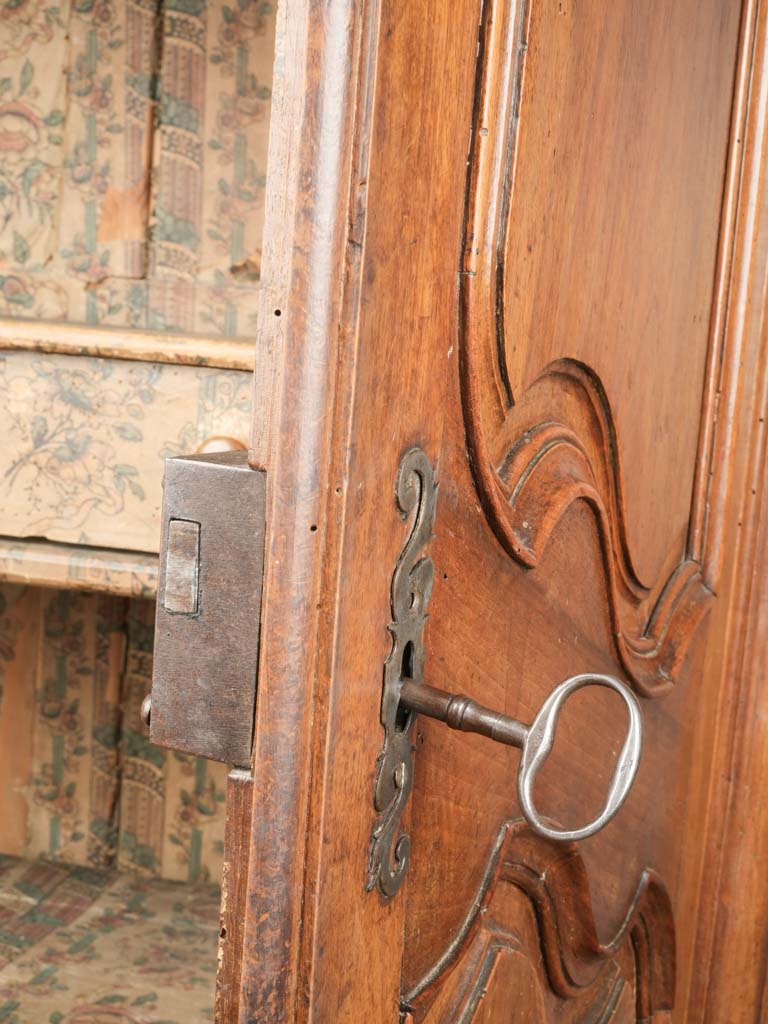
(235, 0, 768, 1021)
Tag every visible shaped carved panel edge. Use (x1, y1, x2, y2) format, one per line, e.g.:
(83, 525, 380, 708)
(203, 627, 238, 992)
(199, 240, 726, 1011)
(402, 821, 675, 1023)
(469, 356, 715, 696)
(458, 0, 749, 696)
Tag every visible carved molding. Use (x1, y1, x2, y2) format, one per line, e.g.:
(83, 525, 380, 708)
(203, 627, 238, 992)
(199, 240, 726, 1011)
(403, 821, 675, 1021)
(466, 357, 715, 696)
(458, 0, 745, 696)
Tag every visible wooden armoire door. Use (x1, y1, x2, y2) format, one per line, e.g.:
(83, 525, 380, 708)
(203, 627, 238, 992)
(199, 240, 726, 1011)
(220, 0, 768, 1020)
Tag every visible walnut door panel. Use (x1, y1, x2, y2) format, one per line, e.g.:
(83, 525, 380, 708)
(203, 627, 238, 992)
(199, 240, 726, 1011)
(482, 0, 739, 589)
(398, 0, 746, 1012)
(398, 0, 748, 1016)
(235, 0, 763, 1018)
(461, 0, 743, 694)
(406, 825, 669, 1024)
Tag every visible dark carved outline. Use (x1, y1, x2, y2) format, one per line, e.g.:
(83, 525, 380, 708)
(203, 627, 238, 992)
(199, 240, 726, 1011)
(402, 821, 675, 1020)
(367, 446, 437, 897)
(458, 0, 748, 695)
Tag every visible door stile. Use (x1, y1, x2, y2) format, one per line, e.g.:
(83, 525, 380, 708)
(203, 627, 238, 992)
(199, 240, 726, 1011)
(680, 0, 768, 1015)
(216, 769, 255, 1022)
(237, 0, 399, 1020)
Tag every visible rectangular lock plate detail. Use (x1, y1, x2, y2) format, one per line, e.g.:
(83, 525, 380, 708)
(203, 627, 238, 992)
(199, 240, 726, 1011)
(150, 450, 266, 766)
(163, 519, 201, 614)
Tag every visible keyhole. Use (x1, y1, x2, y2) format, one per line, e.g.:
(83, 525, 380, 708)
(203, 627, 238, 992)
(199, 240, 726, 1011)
(394, 641, 415, 732)
(401, 641, 415, 679)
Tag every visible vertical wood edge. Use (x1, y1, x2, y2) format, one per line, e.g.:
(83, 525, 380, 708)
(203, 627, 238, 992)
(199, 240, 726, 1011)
(216, 769, 255, 1023)
(293, 0, 386, 1017)
(248, 0, 306, 469)
(680, 0, 768, 1015)
(239, 1, 372, 1020)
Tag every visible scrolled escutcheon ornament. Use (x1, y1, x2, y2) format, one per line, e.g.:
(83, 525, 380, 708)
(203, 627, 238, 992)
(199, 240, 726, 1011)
(367, 450, 643, 900)
(367, 447, 438, 898)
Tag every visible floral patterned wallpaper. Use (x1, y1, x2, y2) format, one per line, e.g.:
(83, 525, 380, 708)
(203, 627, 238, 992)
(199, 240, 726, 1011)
(0, 584, 228, 884)
(0, 0, 265, 890)
(0, 0, 275, 337)
(0, 351, 253, 552)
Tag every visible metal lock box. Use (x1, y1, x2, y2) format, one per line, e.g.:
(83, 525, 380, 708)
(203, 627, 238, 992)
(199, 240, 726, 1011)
(149, 450, 266, 766)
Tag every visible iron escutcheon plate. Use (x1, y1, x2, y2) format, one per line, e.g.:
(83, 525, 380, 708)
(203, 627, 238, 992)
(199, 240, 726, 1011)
(367, 446, 438, 898)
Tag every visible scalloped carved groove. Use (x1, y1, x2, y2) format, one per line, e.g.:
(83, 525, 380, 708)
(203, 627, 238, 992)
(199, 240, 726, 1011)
(403, 822, 675, 1023)
(490, 359, 715, 696)
(458, 0, 742, 696)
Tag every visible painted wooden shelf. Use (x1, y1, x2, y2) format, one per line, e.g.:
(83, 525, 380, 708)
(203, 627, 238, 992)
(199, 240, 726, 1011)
(0, 537, 158, 598)
(0, 318, 255, 371)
